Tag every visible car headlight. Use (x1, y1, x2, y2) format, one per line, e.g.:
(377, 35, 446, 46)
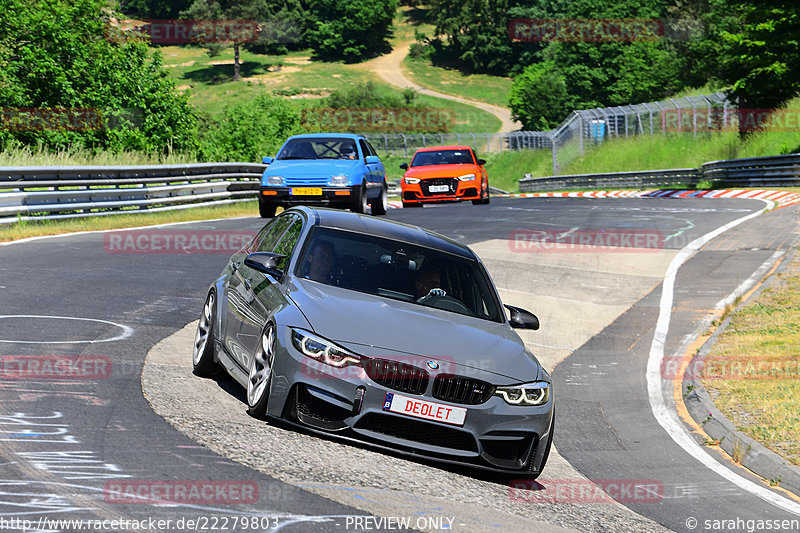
(494, 381, 550, 406)
(404, 177, 420, 184)
(329, 174, 348, 187)
(290, 328, 362, 368)
(266, 175, 284, 186)
(457, 173, 476, 181)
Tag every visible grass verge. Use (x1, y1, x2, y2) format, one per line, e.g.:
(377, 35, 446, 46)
(702, 251, 800, 466)
(0, 201, 260, 242)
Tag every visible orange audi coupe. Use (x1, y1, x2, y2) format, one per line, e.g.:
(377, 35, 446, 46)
(400, 146, 490, 208)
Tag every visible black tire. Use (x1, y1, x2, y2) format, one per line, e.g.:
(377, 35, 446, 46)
(350, 184, 368, 214)
(192, 291, 220, 377)
(370, 184, 388, 215)
(259, 198, 277, 218)
(473, 181, 491, 205)
(247, 323, 276, 418)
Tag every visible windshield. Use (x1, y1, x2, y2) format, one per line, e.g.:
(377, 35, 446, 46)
(278, 137, 359, 160)
(411, 149, 474, 167)
(295, 227, 503, 322)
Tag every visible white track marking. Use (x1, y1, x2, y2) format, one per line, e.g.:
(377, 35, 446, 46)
(0, 315, 133, 344)
(646, 199, 800, 516)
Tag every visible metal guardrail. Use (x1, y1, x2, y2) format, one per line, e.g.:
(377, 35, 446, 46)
(0, 163, 402, 224)
(520, 154, 800, 193)
(0, 163, 265, 224)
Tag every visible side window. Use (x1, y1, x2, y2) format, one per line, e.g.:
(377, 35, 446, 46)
(272, 217, 304, 270)
(256, 214, 294, 252)
(359, 139, 370, 161)
(366, 140, 379, 157)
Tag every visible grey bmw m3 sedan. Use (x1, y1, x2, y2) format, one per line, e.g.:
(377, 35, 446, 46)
(192, 206, 554, 476)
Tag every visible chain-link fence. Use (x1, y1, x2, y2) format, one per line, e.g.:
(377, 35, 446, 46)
(549, 92, 732, 174)
(363, 92, 733, 175)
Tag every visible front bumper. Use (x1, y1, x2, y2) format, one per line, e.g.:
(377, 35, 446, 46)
(259, 186, 359, 207)
(268, 328, 554, 474)
(401, 179, 481, 204)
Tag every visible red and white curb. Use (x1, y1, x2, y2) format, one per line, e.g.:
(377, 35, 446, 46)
(493, 189, 800, 209)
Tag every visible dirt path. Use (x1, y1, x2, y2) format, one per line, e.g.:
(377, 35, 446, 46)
(367, 43, 521, 133)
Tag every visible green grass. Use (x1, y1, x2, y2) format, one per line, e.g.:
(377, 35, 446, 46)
(703, 252, 800, 466)
(0, 144, 197, 166)
(159, 44, 500, 132)
(402, 56, 513, 109)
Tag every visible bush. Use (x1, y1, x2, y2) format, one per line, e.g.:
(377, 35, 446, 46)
(200, 94, 303, 162)
(509, 62, 571, 130)
(0, 0, 198, 154)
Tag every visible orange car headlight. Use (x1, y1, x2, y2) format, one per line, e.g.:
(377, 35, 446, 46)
(457, 173, 476, 181)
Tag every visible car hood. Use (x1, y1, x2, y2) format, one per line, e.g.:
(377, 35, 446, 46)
(404, 164, 479, 179)
(286, 277, 543, 383)
(264, 159, 362, 176)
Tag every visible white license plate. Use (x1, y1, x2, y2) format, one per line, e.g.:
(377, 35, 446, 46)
(429, 185, 450, 193)
(382, 392, 467, 426)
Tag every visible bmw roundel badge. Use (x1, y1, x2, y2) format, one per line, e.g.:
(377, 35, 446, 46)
(426, 361, 439, 370)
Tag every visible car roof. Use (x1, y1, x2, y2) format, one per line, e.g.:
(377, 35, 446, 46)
(414, 145, 474, 153)
(285, 133, 366, 141)
(288, 207, 474, 259)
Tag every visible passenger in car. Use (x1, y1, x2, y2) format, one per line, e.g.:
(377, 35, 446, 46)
(302, 240, 336, 283)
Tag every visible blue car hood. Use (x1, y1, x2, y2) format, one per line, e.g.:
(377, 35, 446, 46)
(264, 159, 363, 177)
(286, 277, 543, 383)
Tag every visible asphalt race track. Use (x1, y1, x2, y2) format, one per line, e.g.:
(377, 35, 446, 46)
(1, 196, 799, 532)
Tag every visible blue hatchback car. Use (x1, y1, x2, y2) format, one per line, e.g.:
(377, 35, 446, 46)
(259, 133, 388, 218)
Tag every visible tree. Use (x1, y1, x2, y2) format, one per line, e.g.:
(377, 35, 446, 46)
(718, 0, 800, 128)
(509, 62, 571, 130)
(0, 0, 198, 153)
(306, 0, 397, 62)
(180, 0, 269, 81)
(121, 0, 193, 19)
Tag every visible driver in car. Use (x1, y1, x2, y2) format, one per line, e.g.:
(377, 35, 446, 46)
(415, 267, 446, 301)
(302, 240, 336, 283)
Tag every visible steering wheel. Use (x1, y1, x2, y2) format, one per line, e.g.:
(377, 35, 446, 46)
(417, 292, 474, 315)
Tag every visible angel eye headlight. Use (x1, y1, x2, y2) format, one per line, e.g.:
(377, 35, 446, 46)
(290, 328, 362, 368)
(495, 381, 550, 406)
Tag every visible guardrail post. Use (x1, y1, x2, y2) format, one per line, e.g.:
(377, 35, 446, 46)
(578, 114, 584, 156)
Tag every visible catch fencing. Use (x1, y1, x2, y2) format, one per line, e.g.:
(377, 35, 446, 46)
(362, 92, 734, 176)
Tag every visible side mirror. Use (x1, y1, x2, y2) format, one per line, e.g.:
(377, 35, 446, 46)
(262, 156, 274, 165)
(244, 252, 286, 281)
(399, 163, 408, 170)
(365, 155, 380, 164)
(477, 158, 486, 166)
(504, 304, 539, 330)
